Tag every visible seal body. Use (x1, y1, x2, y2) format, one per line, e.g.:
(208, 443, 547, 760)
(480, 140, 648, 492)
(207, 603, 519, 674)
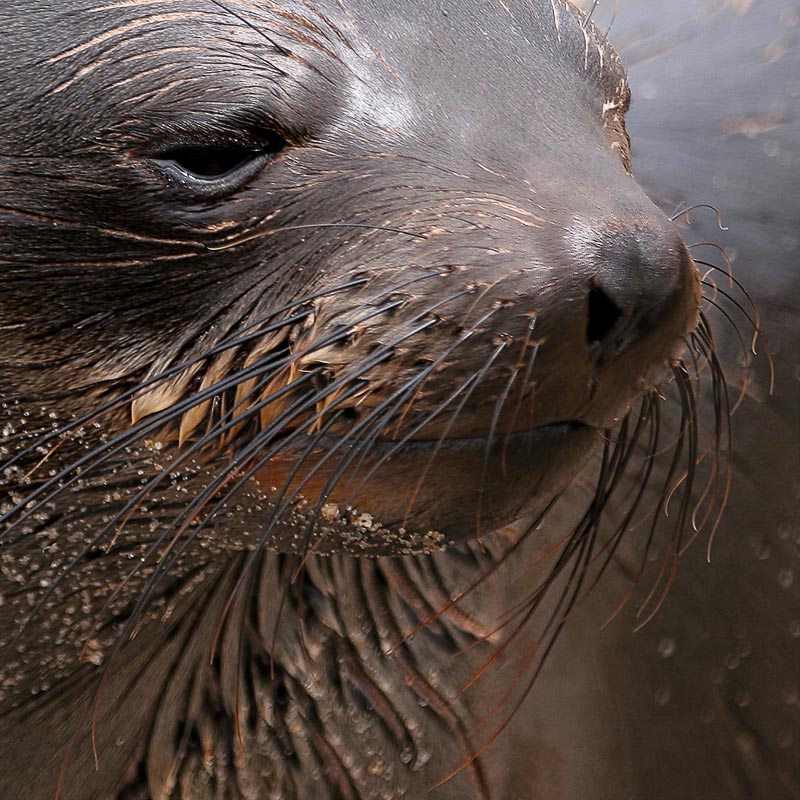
(0, 1, 793, 798)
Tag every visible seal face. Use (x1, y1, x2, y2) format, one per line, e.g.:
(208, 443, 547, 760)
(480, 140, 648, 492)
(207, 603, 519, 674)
(0, 2, 725, 798)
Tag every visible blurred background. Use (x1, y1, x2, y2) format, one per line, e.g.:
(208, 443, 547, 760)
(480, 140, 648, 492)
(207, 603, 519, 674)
(514, 2, 800, 797)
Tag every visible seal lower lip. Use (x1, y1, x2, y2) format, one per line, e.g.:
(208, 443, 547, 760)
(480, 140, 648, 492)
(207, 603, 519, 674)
(315, 419, 594, 456)
(252, 421, 600, 542)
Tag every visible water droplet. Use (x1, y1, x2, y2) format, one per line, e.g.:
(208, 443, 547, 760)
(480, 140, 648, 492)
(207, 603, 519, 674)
(777, 730, 793, 749)
(778, 568, 794, 589)
(724, 653, 740, 671)
(735, 690, 751, 708)
(755, 541, 771, 560)
(655, 683, 671, 707)
(658, 637, 677, 659)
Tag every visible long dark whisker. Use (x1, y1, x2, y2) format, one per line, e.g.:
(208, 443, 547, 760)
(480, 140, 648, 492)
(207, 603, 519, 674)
(693, 254, 764, 344)
(598, 394, 664, 626)
(304, 330, 507, 562)
(694, 258, 774, 393)
(1, 293, 410, 532)
(461, 404, 656, 748)
(343, 306, 502, 505)
(334, 297, 494, 498)
(502, 316, 539, 469)
(688, 320, 733, 555)
(582, 0, 601, 29)
(699, 277, 761, 353)
(571, 400, 663, 610)
(633, 365, 698, 630)
(1, 278, 369, 459)
(603, 0, 621, 39)
(434, 438, 617, 786)
(398, 338, 506, 530)
(660, 319, 731, 546)
(341, 327, 506, 536)
(475, 340, 517, 534)
(460, 436, 617, 694)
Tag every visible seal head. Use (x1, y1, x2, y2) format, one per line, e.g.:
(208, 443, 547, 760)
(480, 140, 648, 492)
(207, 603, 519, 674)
(1, 0, 698, 553)
(0, 3, 716, 799)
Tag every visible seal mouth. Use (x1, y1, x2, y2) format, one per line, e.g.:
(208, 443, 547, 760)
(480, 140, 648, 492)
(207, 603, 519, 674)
(252, 419, 602, 547)
(315, 418, 595, 456)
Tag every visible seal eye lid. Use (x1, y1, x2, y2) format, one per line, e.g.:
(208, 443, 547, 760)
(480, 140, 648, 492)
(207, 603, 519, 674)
(160, 144, 264, 181)
(150, 125, 290, 188)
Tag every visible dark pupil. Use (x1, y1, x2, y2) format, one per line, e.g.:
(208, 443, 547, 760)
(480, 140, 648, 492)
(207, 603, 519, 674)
(167, 147, 255, 178)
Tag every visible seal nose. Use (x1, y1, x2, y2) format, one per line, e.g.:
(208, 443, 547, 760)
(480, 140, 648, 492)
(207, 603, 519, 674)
(576, 215, 697, 361)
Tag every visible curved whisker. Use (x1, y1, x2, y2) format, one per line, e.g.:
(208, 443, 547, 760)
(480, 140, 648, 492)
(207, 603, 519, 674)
(670, 203, 728, 231)
(1, 278, 370, 459)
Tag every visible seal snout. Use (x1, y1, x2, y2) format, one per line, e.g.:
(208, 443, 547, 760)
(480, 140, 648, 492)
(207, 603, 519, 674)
(572, 213, 700, 366)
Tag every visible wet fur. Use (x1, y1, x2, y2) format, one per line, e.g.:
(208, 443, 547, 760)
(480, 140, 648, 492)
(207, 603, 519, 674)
(0, 2, 774, 799)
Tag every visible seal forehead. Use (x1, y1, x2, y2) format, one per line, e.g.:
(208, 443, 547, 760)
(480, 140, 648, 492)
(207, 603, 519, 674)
(337, 0, 628, 103)
(300, 0, 630, 167)
(329, 0, 630, 158)
(1, 1, 344, 152)
(1, 0, 626, 156)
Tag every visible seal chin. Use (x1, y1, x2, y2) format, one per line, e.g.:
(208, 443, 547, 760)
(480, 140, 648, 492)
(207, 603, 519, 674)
(253, 420, 602, 553)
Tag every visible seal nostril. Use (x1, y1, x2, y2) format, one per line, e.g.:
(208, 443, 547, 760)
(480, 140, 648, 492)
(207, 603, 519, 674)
(586, 281, 623, 347)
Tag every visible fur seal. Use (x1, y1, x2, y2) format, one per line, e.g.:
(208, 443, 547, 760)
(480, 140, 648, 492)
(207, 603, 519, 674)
(0, 0, 790, 798)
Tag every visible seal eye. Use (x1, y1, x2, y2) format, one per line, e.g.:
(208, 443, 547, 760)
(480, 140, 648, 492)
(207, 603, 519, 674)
(155, 129, 289, 186)
(164, 146, 258, 179)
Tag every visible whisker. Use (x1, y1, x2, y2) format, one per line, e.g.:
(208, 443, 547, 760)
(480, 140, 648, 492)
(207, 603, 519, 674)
(582, 0, 601, 29)
(205, 222, 428, 251)
(402, 340, 507, 532)
(473, 341, 513, 536)
(345, 306, 502, 505)
(670, 202, 728, 231)
(502, 316, 539, 469)
(1, 278, 370, 459)
(1, 295, 409, 532)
